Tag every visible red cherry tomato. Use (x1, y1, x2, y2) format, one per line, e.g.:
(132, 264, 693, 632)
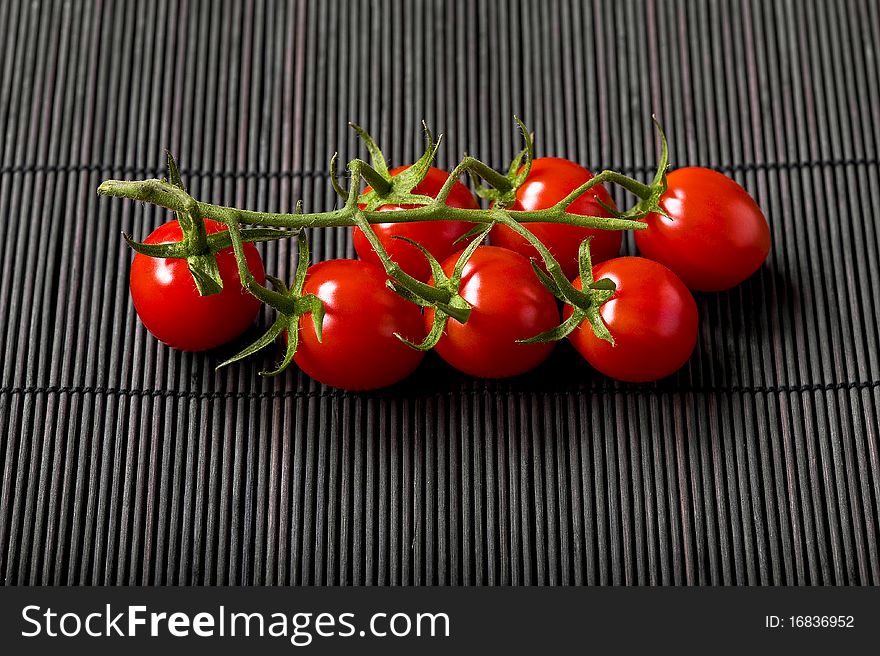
(129, 219, 265, 351)
(489, 157, 621, 278)
(636, 167, 771, 291)
(294, 259, 425, 390)
(352, 165, 480, 282)
(426, 246, 559, 378)
(566, 257, 698, 382)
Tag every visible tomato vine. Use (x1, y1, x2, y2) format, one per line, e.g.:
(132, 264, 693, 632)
(98, 117, 670, 375)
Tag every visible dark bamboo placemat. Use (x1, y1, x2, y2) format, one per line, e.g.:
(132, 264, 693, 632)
(0, 0, 878, 585)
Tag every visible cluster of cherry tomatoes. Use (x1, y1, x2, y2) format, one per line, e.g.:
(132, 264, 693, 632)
(130, 158, 770, 390)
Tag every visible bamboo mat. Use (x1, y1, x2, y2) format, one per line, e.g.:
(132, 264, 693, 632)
(0, 0, 878, 585)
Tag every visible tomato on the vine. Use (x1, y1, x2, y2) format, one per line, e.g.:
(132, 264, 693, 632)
(489, 157, 620, 278)
(636, 167, 771, 291)
(426, 246, 559, 378)
(566, 257, 698, 382)
(129, 219, 266, 351)
(294, 259, 425, 390)
(352, 165, 480, 282)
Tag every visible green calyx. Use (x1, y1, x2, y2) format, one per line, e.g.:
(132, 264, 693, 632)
(469, 116, 535, 208)
(124, 151, 300, 296)
(218, 231, 324, 376)
(338, 120, 441, 210)
(521, 238, 616, 345)
(165, 151, 223, 295)
(388, 224, 493, 351)
(592, 115, 671, 221)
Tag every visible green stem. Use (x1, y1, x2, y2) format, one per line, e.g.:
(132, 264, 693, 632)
(592, 171, 654, 200)
(97, 177, 647, 231)
(462, 157, 513, 194)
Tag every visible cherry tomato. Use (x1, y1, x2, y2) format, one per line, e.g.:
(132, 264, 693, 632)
(489, 157, 621, 278)
(566, 257, 698, 382)
(129, 219, 266, 351)
(352, 165, 480, 282)
(426, 246, 559, 378)
(294, 259, 425, 390)
(636, 167, 771, 291)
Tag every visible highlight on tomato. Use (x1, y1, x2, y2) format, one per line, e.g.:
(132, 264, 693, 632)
(426, 245, 560, 379)
(129, 219, 266, 351)
(636, 167, 771, 291)
(293, 259, 426, 390)
(566, 256, 698, 382)
(352, 165, 480, 283)
(489, 157, 621, 279)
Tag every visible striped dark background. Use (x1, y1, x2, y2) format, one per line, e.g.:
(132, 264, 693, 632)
(1, 0, 878, 586)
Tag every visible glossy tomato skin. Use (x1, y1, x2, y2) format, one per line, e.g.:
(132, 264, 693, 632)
(352, 165, 480, 282)
(426, 246, 559, 378)
(294, 259, 425, 390)
(636, 167, 771, 291)
(489, 157, 621, 279)
(566, 257, 698, 382)
(129, 219, 265, 351)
